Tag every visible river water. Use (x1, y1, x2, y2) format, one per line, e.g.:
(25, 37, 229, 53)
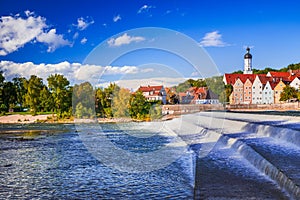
(0, 112, 299, 199)
(0, 123, 193, 199)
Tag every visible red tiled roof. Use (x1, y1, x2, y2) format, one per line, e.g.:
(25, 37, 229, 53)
(257, 74, 272, 84)
(138, 85, 163, 92)
(269, 72, 290, 78)
(224, 73, 257, 85)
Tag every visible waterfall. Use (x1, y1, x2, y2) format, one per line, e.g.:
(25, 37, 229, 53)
(221, 135, 300, 199)
(243, 123, 300, 147)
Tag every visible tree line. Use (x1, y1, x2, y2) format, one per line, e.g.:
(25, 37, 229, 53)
(0, 72, 162, 120)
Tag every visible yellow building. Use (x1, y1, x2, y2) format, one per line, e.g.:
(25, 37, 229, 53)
(274, 80, 286, 104)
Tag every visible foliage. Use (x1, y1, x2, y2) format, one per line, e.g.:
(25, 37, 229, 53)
(3, 81, 16, 110)
(149, 101, 162, 120)
(219, 84, 233, 103)
(279, 63, 300, 72)
(232, 70, 243, 74)
(73, 82, 95, 119)
(95, 83, 120, 118)
(205, 76, 224, 95)
(13, 77, 27, 109)
(24, 75, 44, 115)
(47, 74, 71, 118)
(129, 91, 150, 120)
(39, 86, 53, 112)
(112, 88, 131, 118)
(175, 79, 206, 93)
(280, 85, 298, 101)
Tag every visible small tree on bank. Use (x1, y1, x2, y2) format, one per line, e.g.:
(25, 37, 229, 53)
(280, 85, 298, 101)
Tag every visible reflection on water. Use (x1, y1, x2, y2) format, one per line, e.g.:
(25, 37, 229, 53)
(0, 124, 193, 199)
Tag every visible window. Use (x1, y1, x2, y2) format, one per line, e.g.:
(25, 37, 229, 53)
(253, 86, 255, 89)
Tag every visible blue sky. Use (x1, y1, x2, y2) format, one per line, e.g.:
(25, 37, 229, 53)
(1, 0, 300, 88)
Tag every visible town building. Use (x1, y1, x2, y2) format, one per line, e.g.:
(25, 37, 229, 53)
(179, 87, 219, 104)
(290, 76, 300, 90)
(223, 47, 300, 105)
(138, 85, 167, 104)
(274, 80, 286, 104)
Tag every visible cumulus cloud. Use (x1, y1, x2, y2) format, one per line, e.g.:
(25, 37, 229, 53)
(75, 17, 94, 30)
(113, 14, 121, 22)
(199, 31, 227, 47)
(0, 60, 142, 84)
(107, 33, 145, 47)
(80, 37, 87, 44)
(0, 11, 70, 55)
(36, 29, 71, 52)
(137, 5, 155, 14)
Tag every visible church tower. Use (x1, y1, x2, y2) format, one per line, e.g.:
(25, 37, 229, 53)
(243, 47, 253, 74)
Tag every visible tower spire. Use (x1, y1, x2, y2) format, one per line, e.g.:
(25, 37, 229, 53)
(243, 47, 253, 74)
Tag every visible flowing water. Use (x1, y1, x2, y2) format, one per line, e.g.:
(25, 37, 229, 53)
(0, 112, 299, 199)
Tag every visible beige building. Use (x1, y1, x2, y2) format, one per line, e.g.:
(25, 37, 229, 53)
(274, 80, 286, 104)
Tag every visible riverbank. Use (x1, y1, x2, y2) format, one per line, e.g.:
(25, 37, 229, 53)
(0, 113, 180, 124)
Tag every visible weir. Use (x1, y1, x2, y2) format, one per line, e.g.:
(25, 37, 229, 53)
(189, 115, 300, 199)
(221, 135, 300, 199)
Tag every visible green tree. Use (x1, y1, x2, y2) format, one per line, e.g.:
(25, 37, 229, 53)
(205, 76, 224, 100)
(39, 86, 53, 112)
(280, 85, 298, 101)
(112, 88, 131, 118)
(95, 83, 120, 118)
(0, 71, 5, 113)
(24, 75, 44, 115)
(129, 91, 150, 120)
(149, 101, 162, 120)
(73, 82, 95, 119)
(13, 77, 27, 110)
(219, 84, 233, 104)
(47, 74, 71, 117)
(3, 81, 17, 111)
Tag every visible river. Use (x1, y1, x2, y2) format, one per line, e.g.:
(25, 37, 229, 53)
(0, 111, 299, 199)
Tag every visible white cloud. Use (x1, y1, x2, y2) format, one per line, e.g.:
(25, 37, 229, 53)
(0, 60, 142, 85)
(73, 32, 79, 39)
(36, 29, 71, 52)
(80, 37, 87, 44)
(107, 33, 145, 47)
(199, 31, 227, 47)
(137, 5, 155, 14)
(75, 17, 94, 30)
(0, 11, 70, 55)
(113, 14, 121, 22)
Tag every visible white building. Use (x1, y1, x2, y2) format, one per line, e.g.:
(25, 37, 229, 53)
(262, 81, 274, 104)
(138, 85, 167, 104)
(252, 76, 263, 104)
(290, 77, 300, 90)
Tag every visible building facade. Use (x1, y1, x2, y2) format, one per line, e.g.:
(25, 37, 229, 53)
(138, 85, 167, 104)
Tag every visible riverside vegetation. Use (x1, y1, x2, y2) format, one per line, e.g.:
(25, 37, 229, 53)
(0, 63, 299, 121)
